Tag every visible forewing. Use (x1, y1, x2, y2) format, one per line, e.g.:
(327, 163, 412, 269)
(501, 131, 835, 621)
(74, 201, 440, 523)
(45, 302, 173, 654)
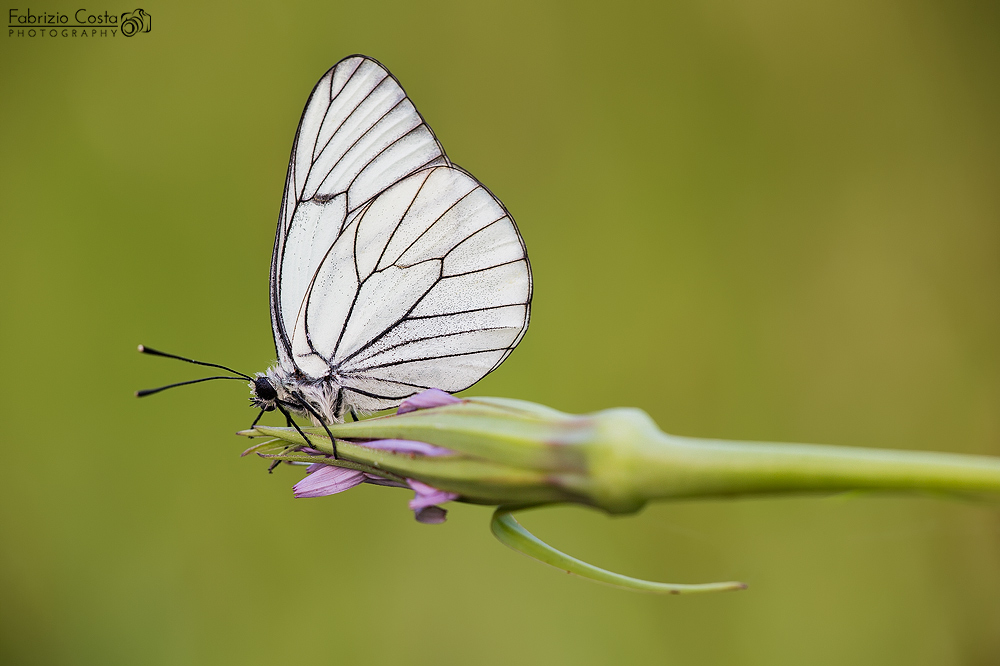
(294, 165, 531, 412)
(270, 55, 449, 371)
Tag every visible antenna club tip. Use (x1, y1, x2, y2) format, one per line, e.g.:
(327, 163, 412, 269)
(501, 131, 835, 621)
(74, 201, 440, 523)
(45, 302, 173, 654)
(137, 344, 146, 353)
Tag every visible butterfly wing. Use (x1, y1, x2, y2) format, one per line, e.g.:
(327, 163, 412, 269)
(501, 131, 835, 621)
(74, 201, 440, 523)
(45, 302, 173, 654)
(271, 55, 450, 370)
(271, 55, 531, 412)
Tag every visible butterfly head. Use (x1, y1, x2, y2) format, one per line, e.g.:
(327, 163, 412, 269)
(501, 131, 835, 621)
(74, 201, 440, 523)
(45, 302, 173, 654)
(250, 374, 278, 411)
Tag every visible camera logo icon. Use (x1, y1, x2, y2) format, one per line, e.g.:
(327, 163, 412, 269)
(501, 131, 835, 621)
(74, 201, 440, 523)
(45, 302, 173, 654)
(120, 9, 151, 37)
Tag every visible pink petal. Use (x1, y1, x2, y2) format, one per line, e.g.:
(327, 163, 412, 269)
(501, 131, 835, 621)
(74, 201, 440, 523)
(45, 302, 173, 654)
(360, 439, 453, 457)
(397, 389, 462, 414)
(407, 478, 459, 511)
(293, 465, 365, 498)
(363, 473, 408, 488)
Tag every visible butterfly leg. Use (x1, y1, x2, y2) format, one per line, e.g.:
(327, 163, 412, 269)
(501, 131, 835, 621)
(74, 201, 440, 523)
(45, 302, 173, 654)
(289, 391, 340, 460)
(249, 407, 267, 429)
(349, 408, 360, 422)
(269, 403, 315, 473)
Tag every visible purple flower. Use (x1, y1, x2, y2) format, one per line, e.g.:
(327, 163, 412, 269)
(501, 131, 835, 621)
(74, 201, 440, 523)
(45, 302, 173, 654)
(294, 465, 458, 523)
(292, 456, 459, 523)
(287, 388, 463, 521)
(408, 478, 459, 524)
(359, 438, 452, 457)
(362, 473, 408, 488)
(397, 388, 462, 414)
(293, 465, 366, 498)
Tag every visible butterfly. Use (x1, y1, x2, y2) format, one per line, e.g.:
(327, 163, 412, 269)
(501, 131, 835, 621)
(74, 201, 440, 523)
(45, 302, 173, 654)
(139, 55, 532, 448)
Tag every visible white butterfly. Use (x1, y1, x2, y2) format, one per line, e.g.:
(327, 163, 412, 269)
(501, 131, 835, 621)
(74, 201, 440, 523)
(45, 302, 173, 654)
(245, 55, 532, 428)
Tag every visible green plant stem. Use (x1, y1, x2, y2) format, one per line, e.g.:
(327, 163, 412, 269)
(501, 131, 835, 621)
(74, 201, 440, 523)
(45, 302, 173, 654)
(238, 398, 1000, 594)
(242, 401, 1000, 513)
(647, 435, 1000, 499)
(568, 408, 1000, 513)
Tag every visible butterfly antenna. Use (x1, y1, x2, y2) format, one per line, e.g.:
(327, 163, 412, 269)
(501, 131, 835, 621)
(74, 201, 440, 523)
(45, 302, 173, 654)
(136, 376, 249, 397)
(137, 344, 253, 380)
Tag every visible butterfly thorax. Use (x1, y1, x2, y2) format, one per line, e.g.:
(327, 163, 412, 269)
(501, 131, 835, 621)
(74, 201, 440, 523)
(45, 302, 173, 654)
(250, 365, 346, 424)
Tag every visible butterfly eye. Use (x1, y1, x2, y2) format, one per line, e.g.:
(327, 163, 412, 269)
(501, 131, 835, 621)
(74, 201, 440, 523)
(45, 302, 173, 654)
(254, 377, 277, 401)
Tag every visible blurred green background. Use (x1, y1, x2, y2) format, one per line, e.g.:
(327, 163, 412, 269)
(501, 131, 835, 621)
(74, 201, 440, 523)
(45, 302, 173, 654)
(2, 0, 999, 664)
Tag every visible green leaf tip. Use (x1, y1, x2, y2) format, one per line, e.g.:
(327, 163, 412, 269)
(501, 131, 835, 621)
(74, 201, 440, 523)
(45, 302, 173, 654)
(490, 508, 748, 595)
